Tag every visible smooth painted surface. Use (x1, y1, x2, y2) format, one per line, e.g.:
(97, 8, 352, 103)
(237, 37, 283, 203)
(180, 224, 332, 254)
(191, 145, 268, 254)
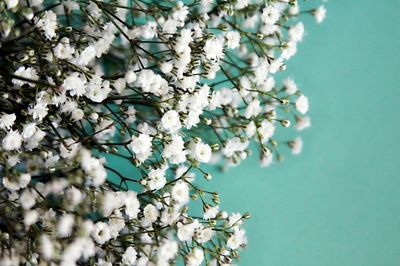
(208, 1, 400, 265)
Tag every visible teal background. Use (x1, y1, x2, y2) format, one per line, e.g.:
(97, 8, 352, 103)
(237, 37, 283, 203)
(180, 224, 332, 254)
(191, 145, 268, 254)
(209, 1, 400, 265)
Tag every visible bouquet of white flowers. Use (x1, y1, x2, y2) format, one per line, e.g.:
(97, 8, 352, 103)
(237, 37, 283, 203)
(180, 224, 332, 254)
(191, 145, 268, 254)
(0, 0, 325, 265)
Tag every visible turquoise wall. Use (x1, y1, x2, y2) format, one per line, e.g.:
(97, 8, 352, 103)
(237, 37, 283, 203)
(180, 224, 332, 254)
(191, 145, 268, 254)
(210, 1, 400, 265)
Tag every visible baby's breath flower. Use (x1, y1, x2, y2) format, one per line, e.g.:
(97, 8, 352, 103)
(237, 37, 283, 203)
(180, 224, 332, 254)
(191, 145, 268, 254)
(314, 5, 327, 24)
(0, 0, 325, 263)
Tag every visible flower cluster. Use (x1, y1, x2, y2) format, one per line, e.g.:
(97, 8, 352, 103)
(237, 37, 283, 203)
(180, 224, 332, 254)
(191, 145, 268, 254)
(0, 0, 325, 265)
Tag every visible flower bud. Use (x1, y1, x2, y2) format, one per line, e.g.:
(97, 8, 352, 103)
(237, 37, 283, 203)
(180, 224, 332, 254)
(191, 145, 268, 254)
(280, 119, 291, 128)
(223, 256, 233, 264)
(193, 137, 201, 143)
(191, 194, 198, 200)
(232, 250, 239, 258)
(279, 98, 289, 105)
(203, 203, 211, 211)
(262, 146, 271, 156)
(203, 117, 212, 125)
(243, 212, 251, 219)
(212, 197, 220, 204)
(270, 139, 278, 147)
(204, 173, 212, 180)
(211, 143, 219, 151)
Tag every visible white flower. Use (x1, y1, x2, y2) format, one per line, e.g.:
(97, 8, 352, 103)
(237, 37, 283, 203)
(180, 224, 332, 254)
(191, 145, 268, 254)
(314, 5, 327, 24)
(71, 108, 84, 121)
(63, 0, 79, 13)
(24, 210, 39, 227)
(87, 1, 102, 19)
(2, 173, 31, 191)
(227, 228, 246, 250)
(78, 149, 107, 186)
(225, 31, 240, 49)
(2, 130, 22, 151)
(37, 11, 58, 39)
(0, 113, 16, 130)
(125, 106, 136, 124)
(111, 217, 126, 236)
(125, 191, 140, 219)
(295, 116, 311, 131)
(143, 204, 159, 224)
(196, 227, 214, 244)
(260, 23, 279, 36)
(288, 22, 304, 43)
(289, 137, 303, 155)
(5, 0, 18, 9)
(235, 0, 249, 10)
(66, 186, 84, 207)
(29, 102, 48, 121)
(94, 23, 116, 57)
(204, 205, 219, 220)
(77, 45, 96, 66)
(257, 120, 275, 143)
(260, 153, 274, 167)
(54, 37, 75, 59)
(246, 121, 256, 138)
(136, 69, 169, 96)
(6, 155, 19, 167)
(245, 99, 262, 119)
(102, 191, 121, 217)
(157, 240, 178, 263)
(163, 134, 187, 164)
(209, 88, 234, 110)
(186, 248, 204, 266)
(40, 235, 54, 260)
(147, 168, 166, 191)
(204, 37, 224, 61)
(281, 41, 298, 60)
(175, 28, 193, 54)
(20, 189, 36, 209)
(177, 220, 200, 241)
(57, 214, 74, 238)
(160, 61, 173, 74)
(193, 142, 212, 163)
(60, 138, 79, 159)
(228, 212, 243, 227)
(86, 72, 111, 103)
(223, 137, 249, 157)
(62, 72, 87, 97)
(12, 66, 38, 87)
(289, 5, 300, 16)
(283, 77, 298, 95)
(113, 78, 126, 94)
(122, 247, 137, 265)
(171, 181, 189, 206)
(130, 133, 153, 162)
(140, 21, 158, 39)
(161, 110, 181, 134)
(94, 119, 115, 141)
(295, 95, 309, 114)
(125, 70, 137, 84)
(22, 122, 37, 139)
(24, 128, 45, 150)
(91, 222, 111, 244)
(61, 237, 95, 264)
(261, 5, 280, 25)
